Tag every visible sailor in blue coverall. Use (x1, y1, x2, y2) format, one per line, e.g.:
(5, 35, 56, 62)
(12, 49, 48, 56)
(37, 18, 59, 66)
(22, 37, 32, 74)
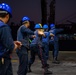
(0, 3, 21, 75)
(16, 16, 34, 75)
(28, 24, 52, 75)
(49, 24, 63, 64)
(42, 24, 54, 64)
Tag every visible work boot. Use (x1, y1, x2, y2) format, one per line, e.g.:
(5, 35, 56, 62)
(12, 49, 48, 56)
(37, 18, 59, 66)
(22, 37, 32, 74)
(46, 64, 49, 66)
(52, 57, 60, 64)
(46, 64, 50, 68)
(44, 69, 53, 75)
(28, 64, 32, 72)
(42, 64, 50, 68)
(28, 68, 32, 72)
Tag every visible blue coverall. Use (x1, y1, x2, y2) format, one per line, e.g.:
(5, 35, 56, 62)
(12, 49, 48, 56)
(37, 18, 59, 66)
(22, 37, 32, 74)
(29, 30, 47, 69)
(49, 28, 63, 60)
(0, 20, 15, 75)
(16, 25, 34, 75)
(42, 31, 50, 61)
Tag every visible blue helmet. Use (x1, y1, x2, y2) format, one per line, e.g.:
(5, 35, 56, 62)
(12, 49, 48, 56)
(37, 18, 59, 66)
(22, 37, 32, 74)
(34, 23, 42, 29)
(22, 16, 30, 22)
(50, 23, 55, 29)
(43, 24, 48, 29)
(0, 3, 12, 17)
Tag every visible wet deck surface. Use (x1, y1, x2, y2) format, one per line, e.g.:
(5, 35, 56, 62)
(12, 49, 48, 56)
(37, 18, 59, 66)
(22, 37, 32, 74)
(12, 51, 76, 75)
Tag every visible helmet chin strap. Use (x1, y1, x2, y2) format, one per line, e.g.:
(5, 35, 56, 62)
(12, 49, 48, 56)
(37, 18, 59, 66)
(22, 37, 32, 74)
(51, 27, 55, 29)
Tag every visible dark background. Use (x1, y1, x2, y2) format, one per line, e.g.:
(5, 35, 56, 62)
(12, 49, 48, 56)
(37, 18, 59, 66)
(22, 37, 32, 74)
(0, 0, 76, 51)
